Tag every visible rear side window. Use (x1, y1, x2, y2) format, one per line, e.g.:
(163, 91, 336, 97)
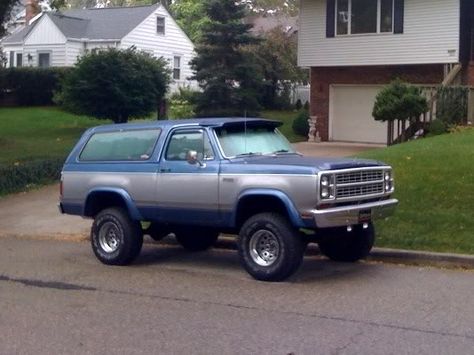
(80, 129, 161, 161)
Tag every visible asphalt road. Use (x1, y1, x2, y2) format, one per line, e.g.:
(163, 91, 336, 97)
(1, 236, 474, 355)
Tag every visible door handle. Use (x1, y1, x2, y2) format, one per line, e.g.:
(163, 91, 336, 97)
(160, 168, 171, 173)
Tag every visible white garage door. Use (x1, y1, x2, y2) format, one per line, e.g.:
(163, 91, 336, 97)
(330, 85, 387, 144)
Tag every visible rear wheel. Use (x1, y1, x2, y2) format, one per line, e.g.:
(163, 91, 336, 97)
(175, 227, 219, 251)
(238, 213, 305, 282)
(91, 207, 143, 265)
(318, 223, 375, 262)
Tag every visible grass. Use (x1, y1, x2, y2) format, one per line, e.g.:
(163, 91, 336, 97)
(0, 107, 102, 165)
(355, 129, 474, 254)
(0, 107, 305, 165)
(261, 110, 307, 143)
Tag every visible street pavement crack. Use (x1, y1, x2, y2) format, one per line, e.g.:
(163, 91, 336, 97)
(2, 273, 473, 342)
(0, 274, 97, 291)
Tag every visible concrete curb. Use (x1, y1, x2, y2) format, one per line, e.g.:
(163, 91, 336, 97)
(210, 237, 474, 270)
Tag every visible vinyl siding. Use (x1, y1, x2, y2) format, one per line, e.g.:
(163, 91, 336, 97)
(23, 44, 66, 67)
(120, 6, 197, 91)
(298, 0, 460, 67)
(24, 15, 66, 46)
(65, 41, 84, 66)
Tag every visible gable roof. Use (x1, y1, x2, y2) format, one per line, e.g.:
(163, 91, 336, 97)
(2, 4, 160, 44)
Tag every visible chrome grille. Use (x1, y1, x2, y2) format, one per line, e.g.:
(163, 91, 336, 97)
(336, 182, 384, 199)
(336, 170, 383, 185)
(333, 169, 385, 200)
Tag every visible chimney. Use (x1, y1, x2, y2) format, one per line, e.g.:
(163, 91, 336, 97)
(25, 0, 40, 25)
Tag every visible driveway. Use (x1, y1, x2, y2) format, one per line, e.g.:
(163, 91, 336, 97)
(0, 142, 381, 240)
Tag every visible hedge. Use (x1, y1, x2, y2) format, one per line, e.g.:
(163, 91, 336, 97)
(0, 67, 72, 106)
(0, 157, 65, 196)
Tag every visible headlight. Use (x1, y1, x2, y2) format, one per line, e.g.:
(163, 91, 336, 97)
(319, 174, 335, 200)
(384, 170, 394, 192)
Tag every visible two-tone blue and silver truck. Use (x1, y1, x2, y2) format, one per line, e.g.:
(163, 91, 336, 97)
(59, 118, 398, 281)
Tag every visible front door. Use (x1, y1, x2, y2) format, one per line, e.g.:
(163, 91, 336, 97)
(157, 128, 220, 225)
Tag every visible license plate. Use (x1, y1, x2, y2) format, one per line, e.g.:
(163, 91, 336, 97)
(358, 209, 372, 223)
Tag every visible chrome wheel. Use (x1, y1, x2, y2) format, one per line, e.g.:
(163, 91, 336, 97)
(249, 229, 280, 266)
(98, 222, 121, 253)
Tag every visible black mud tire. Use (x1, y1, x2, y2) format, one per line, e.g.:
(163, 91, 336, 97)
(145, 223, 170, 242)
(238, 213, 305, 282)
(91, 207, 143, 265)
(175, 228, 219, 251)
(318, 223, 375, 262)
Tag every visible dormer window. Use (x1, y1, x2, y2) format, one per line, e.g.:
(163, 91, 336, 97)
(157, 16, 165, 35)
(336, 0, 394, 35)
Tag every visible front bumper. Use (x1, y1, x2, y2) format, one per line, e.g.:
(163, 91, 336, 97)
(311, 199, 398, 228)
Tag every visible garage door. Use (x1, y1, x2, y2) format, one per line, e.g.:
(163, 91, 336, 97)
(330, 85, 387, 144)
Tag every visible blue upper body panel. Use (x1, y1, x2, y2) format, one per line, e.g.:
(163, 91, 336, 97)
(64, 118, 385, 174)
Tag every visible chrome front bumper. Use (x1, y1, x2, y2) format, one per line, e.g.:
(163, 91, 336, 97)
(311, 199, 399, 228)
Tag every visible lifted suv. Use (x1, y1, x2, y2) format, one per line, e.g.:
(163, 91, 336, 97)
(59, 118, 398, 281)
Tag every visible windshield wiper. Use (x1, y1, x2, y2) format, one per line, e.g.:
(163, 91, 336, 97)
(272, 149, 297, 155)
(235, 152, 262, 157)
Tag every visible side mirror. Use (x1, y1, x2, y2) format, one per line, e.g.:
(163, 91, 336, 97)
(186, 150, 198, 165)
(186, 150, 206, 167)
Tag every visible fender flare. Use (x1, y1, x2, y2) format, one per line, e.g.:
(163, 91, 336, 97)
(232, 188, 304, 228)
(84, 187, 143, 220)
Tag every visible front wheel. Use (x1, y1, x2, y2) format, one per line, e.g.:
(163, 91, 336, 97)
(318, 223, 375, 262)
(91, 207, 143, 265)
(238, 213, 305, 282)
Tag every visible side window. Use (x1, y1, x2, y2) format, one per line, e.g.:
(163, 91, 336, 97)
(165, 130, 214, 161)
(80, 129, 161, 161)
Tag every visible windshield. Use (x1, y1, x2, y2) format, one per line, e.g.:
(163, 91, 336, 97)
(214, 126, 295, 157)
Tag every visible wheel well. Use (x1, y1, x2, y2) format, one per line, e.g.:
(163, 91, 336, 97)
(235, 195, 289, 228)
(84, 192, 128, 218)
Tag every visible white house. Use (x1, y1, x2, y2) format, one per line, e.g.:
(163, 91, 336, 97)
(1, 4, 197, 91)
(298, 0, 473, 144)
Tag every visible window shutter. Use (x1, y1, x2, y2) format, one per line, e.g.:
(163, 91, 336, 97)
(393, 0, 404, 34)
(326, 0, 336, 38)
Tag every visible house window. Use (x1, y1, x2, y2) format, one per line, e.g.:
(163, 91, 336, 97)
(157, 16, 165, 35)
(336, 0, 393, 35)
(9, 51, 14, 68)
(16, 53, 23, 67)
(173, 56, 181, 80)
(38, 52, 51, 68)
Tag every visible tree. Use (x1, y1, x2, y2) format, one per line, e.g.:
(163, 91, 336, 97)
(171, 0, 209, 42)
(241, 0, 298, 15)
(58, 48, 171, 123)
(249, 26, 308, 109)
(0, 0, 18, 37)
(191, 0, 262, 117)
(372, 79, 428, 144)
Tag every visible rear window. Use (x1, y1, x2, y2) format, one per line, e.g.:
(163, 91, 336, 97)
(79, 129, 161, 161)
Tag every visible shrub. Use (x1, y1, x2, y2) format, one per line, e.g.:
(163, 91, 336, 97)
(57, 48, 171, 123)
(436, 86, 469, 126)
(168, 99, 196, 119)
(295, 99, 302, 111)
(292, 109, 309, 137)
(0, 67, 71, 106)
(0, 157, 64, 195)
(373, 79, 428, 122)
(170, 86, 200, 104)
(426, 119, 447, 137)
(303, 101, 309, 110)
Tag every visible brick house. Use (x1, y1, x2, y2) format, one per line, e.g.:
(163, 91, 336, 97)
(298, 0, 474, 144)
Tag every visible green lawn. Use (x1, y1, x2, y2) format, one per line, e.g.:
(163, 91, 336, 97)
(0, 108, 304, 165)
(261, 110, 307, 143)
(355, 129, 474, 254)
(0, 107, 102, 165)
